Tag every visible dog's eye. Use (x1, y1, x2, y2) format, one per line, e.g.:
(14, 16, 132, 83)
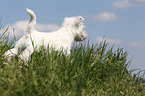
(75, 23, 80, 28)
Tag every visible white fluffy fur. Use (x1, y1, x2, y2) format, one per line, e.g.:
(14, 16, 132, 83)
(4, 8, 88, 62)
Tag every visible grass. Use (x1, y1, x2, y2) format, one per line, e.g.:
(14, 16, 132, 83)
(0, 26, 145, 96)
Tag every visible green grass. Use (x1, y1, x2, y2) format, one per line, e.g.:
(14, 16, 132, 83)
(0, 27, 145, 96)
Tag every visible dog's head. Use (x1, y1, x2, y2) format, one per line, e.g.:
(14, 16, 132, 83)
(63, 16, 88, 41)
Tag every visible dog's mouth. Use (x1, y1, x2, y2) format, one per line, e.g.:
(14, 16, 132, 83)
(75, 37, 85, 41)
(74, 33, 88, 41)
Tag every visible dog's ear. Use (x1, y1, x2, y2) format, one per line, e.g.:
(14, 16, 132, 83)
(74, 16, 84, 28)
(78, 16, 84, 21)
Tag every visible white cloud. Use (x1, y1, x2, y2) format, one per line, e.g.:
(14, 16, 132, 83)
(113, 0, 145, 9)
(127, 42, 145, 47)
(0, 20, 60, 39)
(11, 20, 29, 38)
(92, 12, 118, 22)
(96, 37, 122, 44)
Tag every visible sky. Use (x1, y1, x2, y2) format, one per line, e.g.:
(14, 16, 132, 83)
(0, 0, 145, 73)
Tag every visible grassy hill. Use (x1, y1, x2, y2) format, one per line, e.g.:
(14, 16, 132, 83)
(0, 27, 145, 96)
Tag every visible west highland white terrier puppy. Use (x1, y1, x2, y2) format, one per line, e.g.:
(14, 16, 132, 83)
(4, 8, 88, 62)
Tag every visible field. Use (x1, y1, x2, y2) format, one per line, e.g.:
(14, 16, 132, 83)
(0, 27, 145, 96)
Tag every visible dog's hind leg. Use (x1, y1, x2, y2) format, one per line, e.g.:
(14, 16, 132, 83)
(19, 46, 34, 63)
(3, 47, 18, 61)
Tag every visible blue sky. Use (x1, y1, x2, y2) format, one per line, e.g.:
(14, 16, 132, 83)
(0, 0, 145, 72)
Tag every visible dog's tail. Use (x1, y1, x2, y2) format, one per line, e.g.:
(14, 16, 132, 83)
(26, 8, 36, 33)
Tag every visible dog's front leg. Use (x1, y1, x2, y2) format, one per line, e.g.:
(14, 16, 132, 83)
(66, 49, 71, 55)
(19, 46, 34, 64)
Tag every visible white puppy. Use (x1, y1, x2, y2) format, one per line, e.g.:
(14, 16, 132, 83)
(4, 8, 88, 62)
